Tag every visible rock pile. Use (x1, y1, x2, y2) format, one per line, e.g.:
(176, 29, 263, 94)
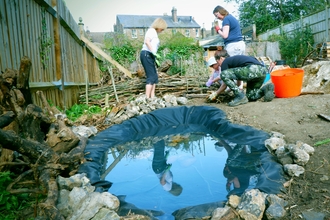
(105, 94, 188, 125)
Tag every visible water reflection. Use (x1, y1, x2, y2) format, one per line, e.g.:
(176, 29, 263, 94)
(218, 140, 260, 196)
(152, 139, 183, 196)
(104, 133, 268, 219)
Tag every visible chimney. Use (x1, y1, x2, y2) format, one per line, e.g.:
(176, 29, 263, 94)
(171, 7, 177, 22)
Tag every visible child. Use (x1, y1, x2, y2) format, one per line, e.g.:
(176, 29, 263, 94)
(206, 57, 223, 87)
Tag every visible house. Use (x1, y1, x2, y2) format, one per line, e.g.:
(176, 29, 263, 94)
(114, 7, 201, 40)
(199, 35, 225, 65)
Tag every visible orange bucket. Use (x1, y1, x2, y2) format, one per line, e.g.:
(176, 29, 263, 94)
(270, 68, 304, 98)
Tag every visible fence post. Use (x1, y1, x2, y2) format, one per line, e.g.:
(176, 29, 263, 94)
(79, 18, 90, 105)
(51, 0, 65, 110)
(326, 3, 329, 42)
(252, 23, 256, 41)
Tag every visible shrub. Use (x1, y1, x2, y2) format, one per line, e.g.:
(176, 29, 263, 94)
(278, 25, 314, 67)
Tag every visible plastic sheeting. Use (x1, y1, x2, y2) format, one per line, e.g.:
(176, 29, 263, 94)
(78, 105, 284, 194)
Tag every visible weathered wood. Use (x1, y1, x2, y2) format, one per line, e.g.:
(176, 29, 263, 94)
(158, 59, 172, 72)
(0, 127, 57, 165)
(108, 66, 119, 102)
(185, 94, 208, 98)
(20, 104, 52, 143)
(46, 119, 80, 153)
(0, 62, 84, 206)
(39, 169, 65, 220)
(78, 75, 210, 106)
(0, 111, 15, 128)
(300, 91, 325, 95)
(81, 35, 132, 78)
(36, 90, 61, 116)
(17, 56, 32, 105)
(51, 0, 62, 81)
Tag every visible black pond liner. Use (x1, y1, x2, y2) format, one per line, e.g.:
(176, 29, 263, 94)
(78, 105, 284, 195)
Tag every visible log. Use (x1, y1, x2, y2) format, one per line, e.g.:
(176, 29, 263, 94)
(158, 59, 172, 72)
(81, 36, 132, 78)
(21, 104, 52, 143)
(38, 169, 65, 220)
(300, 91, 324, 95)
(0, 56, 87, 219)
(0, 111, 15, 128)
(17, 56, 32, 106)
(37, 90, 61, 116)
(185, 94, 208, 98)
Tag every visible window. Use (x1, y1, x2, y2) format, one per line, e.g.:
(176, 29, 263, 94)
(172, 29, 177, 35)
(132, 29, 137, 38)
(185, 29, 190, 37)
(195, 29, 199, 38)
(139, 29, 144, 36)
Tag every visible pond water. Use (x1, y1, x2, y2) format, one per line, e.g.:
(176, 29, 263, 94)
(78, 106, 284, 220)
(104, 133, 264, 219)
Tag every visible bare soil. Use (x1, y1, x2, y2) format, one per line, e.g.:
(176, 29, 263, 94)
(188, 94, 330, 219)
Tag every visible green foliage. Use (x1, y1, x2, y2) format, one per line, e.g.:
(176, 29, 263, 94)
(108, 44, 136, 65)
(104, 33, 138, 66)
(267, 34, 283, 42)
(65, 104, 102, 121)
(158, 33, 204, 76)
(0, 172, 34, 219)
(314, 138, 330, 146)
(103, 31, 204, 76)
(278, 25, 314, 67)
(39, 7, 53, 69)
(98, 61, 108, 72)
(160, 33, 202, 60)
(226, 0, 325, 35)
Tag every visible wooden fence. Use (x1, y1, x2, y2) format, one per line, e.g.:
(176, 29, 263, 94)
(0, 0, 101, 109)
(257, 6, 330, 44)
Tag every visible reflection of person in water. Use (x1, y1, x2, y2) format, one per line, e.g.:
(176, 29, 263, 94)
(152, 139, 183, 196)
(216, 140, 259, 196)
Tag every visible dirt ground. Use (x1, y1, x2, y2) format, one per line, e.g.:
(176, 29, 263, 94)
(188, 94, 330, 219)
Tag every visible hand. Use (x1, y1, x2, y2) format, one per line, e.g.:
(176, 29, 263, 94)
(206, 79, 213, 87)
(166, 164, 172, 171)
(155, 59, 160, 67)
(208, 92, 217, 101)
(215, 25, 221, 33)
(153, 53, 161, 67)
(153, 53, 161, 59)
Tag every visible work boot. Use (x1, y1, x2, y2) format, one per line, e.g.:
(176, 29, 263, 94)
(228, 91, 248, 107)
(262, 83, 275, 102)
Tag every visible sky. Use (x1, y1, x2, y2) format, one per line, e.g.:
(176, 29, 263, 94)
(64, 0, 238, 32)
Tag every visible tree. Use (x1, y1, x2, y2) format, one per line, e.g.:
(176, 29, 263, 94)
(225, 0, 326, 34)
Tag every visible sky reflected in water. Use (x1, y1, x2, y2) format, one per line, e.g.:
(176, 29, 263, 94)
(104, 133, 260, 219)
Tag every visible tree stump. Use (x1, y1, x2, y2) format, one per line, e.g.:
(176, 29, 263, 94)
(0, 56, 86, 219)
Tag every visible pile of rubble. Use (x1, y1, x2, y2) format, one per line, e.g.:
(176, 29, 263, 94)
(104, 94, 188, 125)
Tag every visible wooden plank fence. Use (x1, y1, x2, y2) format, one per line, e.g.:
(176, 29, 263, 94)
(257, 6, 330, 45)
(0, 0, 103, 109)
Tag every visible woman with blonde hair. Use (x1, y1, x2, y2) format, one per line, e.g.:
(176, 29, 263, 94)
(140, 18, 167, 99)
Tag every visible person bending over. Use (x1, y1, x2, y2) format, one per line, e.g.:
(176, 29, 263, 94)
(214, 50, 275, 106)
